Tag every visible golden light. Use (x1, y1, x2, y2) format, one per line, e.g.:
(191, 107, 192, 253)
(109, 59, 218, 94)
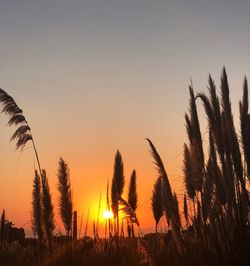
(103, 210, 113, 219)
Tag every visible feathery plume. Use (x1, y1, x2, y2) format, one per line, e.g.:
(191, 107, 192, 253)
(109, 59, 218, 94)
(111, 150, 125, 236)
(41, 170, 55, 247)
(57, 158, 73, 237)
(183, 144, 195, 199)
(186, 86, 204, 192)
(111, 150, 125, 217)
(32, 170, 43, 243)
(152, 176, 163, 233)
(128, 170, 138, 212)
(119, 197, 139, 226)
(146, 138, 173, 202)
(127, 169, 138, 238)
(240, 77, 250, 180)
(0, 88, 42, 175)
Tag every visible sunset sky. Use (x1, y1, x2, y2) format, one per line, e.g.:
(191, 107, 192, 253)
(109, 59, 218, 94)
(0, 0, 249, 236)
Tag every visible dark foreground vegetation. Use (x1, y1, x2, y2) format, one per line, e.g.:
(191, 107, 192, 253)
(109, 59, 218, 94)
(0, 68, 250, 265)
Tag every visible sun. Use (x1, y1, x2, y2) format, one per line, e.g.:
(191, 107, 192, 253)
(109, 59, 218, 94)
(103, 210, 113, 219)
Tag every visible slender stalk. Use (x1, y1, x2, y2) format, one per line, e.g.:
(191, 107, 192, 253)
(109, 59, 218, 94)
(29, 127, 42, 177)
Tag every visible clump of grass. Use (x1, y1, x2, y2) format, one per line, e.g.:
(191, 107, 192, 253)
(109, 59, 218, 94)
(146, 67, 250, 265)
(181, 67, 250, 264)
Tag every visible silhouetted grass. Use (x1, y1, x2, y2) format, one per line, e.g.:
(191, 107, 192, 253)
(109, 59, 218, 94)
(0, 68, 249, 265)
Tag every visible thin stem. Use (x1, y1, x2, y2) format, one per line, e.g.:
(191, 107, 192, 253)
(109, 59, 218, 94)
(25, 120, 42, 177)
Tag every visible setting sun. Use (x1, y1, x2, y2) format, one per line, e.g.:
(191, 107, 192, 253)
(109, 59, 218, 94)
(103, 210, 113, 219)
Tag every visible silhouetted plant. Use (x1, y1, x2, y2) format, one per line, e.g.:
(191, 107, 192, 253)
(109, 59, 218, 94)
(240, 77, 250, 181)
(151, 177, 163, 233)
(0, 89, 42, 176)
(32, 170, 43, 244)
(146, 138, 184, 253)
(181, 67, 250, 264)
(111, 150, 125, 236)
(105, 180, 112, 239)
(183, 144, 195, 200)
(185, 86, 204, 193)
(119, 197, 139, 229)
(145, 68, 249, 263)
(41, 169, 55, 248)
(183, 194, 188, 224)
(128, 170, 137, 213)
(127, 169, 138, 237)
(0, 209, 6, 242)
(146, 138, 173, 214)
(57, 158, 72, 237)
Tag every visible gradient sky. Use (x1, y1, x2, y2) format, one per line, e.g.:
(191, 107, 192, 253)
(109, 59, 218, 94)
(0, 0, 249, 236)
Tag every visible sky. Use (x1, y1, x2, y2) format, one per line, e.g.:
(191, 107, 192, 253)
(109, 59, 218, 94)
(0, 0, 249, 236)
